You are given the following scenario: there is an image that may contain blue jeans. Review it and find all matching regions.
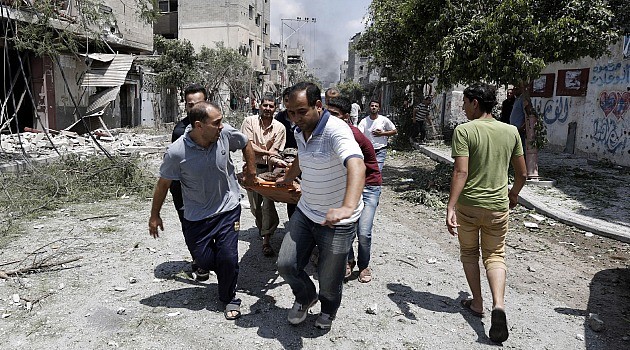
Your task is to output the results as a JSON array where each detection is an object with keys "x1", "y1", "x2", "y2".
[
  {"x1": 277, "y1": 209, "x2": 355, "y2": 316},
  {"x1": 375, "y1": 147, "x2": 387, "y2": 172},
  {"x1": 348, "y1": 185, "x2": 381, "y2": 270}
]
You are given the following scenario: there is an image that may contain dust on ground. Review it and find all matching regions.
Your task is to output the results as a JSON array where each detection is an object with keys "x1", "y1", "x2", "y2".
[{"x1": 0, "y1": 142, "x2": 628, "y2": 349}]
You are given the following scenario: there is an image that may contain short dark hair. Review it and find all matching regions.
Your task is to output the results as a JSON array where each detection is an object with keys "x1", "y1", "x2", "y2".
[
  {"x1": 288, "y1": 82, "x2": 321, "y2": 107},
  {"x1": 326, "y1": 97, "x2": 351, "y2": 115},
  {"x1": 187, "y1": 101, "x2": 220, "y2": 124},
  {"x1": 261, "y1": 93, "x2": 276, "y2": 105},
  {"x1": 282, "y1": 87, "x2": 291, "y2": 98},
  {"x1": 184, "y1": 83, "x2": 208, "y2": 100},
  {"x1": 325, "y1": 87, "x2": 341, "y2": 99},
  {"x1": 463, "y1": 82, "x2": 497, "y2": 114},
  {"x1": 369, "y1": 99, "x2": 381, "y2": 106}
]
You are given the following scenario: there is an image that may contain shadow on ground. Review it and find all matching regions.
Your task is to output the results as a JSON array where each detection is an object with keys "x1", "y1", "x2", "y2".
[
  {"x1": 555, "y1": 267, "x2": 630, "y2": 350},
  {"x1": 387, "y1": 283, "x2": 498, "y2": 345}
]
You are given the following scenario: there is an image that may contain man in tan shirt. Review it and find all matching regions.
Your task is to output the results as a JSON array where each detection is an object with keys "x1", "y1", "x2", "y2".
[{"x1": 240, "y1": 94, "x2": 287, "y2": 256}]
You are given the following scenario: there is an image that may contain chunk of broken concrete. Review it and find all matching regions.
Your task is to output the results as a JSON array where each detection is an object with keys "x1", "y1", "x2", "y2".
[{"x1": 588, "y1": 313, "x2": 605, "y2": 332}]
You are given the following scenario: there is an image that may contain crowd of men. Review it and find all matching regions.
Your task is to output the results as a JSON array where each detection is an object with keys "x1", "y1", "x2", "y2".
[{"x1": 147, "y1": 81, "x2": 525, "y2": 343}]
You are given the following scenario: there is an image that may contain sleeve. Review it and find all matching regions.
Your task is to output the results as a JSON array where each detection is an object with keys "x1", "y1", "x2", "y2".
[
  {"x1": 331, "y1": 126, "x2": 363, "y2": 165},
  {"x1": 357, "y1": 119, "x2": 366, "y2": 133},
  {"x1": 383, "y1": 117, "x2": 396, "y2": 131},
  {"x1": 240, "y1": 116, "x2": 254, "y2": 139},
  {"x1": 158, "y1": 148, "x2": 181, "y2": 180},
  {"x1": 451, "y1": 126, "x2": 470, "y2": 158},
  {"x1": 512, "y1": 128, "x2": 524, "y2": 157},
  {"x1": 224, "y1": 124, "x2": 249, "y2": 151},
  {"x1": 272, "y1": 124, "x2": 287, "y2": 152}
]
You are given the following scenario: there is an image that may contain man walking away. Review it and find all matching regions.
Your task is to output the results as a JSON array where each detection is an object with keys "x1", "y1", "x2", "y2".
[{"x1": 446, "y1": 83, "x2": 526, "y2": 344}]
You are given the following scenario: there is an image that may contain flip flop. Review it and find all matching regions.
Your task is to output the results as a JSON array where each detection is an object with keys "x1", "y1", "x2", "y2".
[
  {"x1": 224, "y1": 300, "x2": 241, "y2": 320},
  {"x1": 460, "y1": 299, "x2": 484, "y2": 318},
  {"x1": 489, "y1": 308, "x2": 509, "y2": 343}
]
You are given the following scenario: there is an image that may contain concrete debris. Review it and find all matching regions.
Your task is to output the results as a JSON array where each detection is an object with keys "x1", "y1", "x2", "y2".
[
  {"x1": 114, "y1": 287, "x2": 127, "y2": 292},
  {"x1": 528, "y1": 213, "x2": 545, "y2": 222},
  {"x1": 166, "y1": 311, "x2": 181, "y2": 317},
  {"x1": 12, "y1": 293, "x2": 20, "y2": 303},
  {"x1": 0, "y1": 129, "x2": 169, "y2": 166},
  {"x1": 2, "y1": 313, "x2": 10, "y2": 318},
  {"x1": 524, "y1": 222, "x2": 539, "y2": 229},
  {"x1": 588, "y1": 313, "x2": 605, "y2": 332},
  {"x1": 426, "y1": 258, "x2": 437, "y2": 264},
  {"x1": 576, "y1": 334, "x2": 585, "y2": 341},
  {"x1": 129, "y1": 277, "x2": 137, "y2": 284},
  {"x1": 366, "y1": 304, "x2": 378, "y2": 315},
  {"x1": 116, "y1": 307, "x2": 126, "y2": 315},
  {"x1": 585, "y1": 232, "x2": 594, "y2": 238},
  {"x1": 527, "y1": 266, "x2": 536, "y2": 272}
]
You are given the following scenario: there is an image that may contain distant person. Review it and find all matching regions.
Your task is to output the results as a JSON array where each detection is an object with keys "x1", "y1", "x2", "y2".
[
  {"x1": 350, "y1": 100, "x2": 361, "y2": 126},
  {"x1": 357, "y1": 99, "x2": 397, "y2": 172},
  {"x1": 411, "y1": 95, "x2": 431, "y2": 143},
  {"x1": 241, "y1": 94, "x2": 286, "y2": 257},
  {"x1": 326, "y1": 96, "x2": 382, "y2": 283},
  {"x1": 170, "y1": 83, "x2": 207, "y2": 279},
  {"x1": 251, "y1": 97, "x2": 259, "y2": 115},
  {"x1": 500, "y1": 89, "x2": 515, "y2": 124},
  {"x1": 149, "y1": 102, "x2": 258, "y2": 321},
  {"x1": 276, "y1": 82, "x2": 365, "y2": 329},
  {"x1": 446, "y1": 82, "x2": 526, "y2": 344},
  {"x1": 509, "y1": 85, "x2": 527, "y2": 153}
]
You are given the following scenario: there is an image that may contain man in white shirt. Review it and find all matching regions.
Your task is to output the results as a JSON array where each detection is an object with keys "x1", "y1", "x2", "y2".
[
  {"x1": 357, "y1": 99, "x2": 397, "y2": 171},
  {"x1": 276, "y1": 82, "x2": 365, "y2": 330}
]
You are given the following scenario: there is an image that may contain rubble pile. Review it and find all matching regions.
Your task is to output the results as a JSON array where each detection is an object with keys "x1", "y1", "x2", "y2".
[
  {"x1": 0, "y1": 129, "x2": 169, "y2": 164},
  {"x1": 258, "y1": 148, "x2": 298, "y2": 181}
]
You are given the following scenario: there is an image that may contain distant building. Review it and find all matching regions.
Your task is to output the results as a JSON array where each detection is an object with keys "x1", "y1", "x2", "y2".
[
  {"x1": 155, "y1": 0, "x2": 270, "y2": 78},
  {"x1": 345, "y1": 32, "x2": 379, "y2": 85}
]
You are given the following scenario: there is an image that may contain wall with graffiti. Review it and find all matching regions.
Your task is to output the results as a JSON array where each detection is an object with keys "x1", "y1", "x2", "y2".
[{"x1": 534, "y1": 37, "x2": 629, "y2": 166}]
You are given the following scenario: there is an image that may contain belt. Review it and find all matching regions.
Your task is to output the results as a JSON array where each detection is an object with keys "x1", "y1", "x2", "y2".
[{"x1": 256, "y1": 164, "x2": 268, "y2": 169}]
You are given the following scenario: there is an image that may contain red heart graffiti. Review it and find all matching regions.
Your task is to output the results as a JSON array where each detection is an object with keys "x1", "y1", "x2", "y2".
[
  {"x1": 611, "y1": 91, "x2": 629, "y2": 120},
  {"x1": 599, "y1": 91, "x2": 617, "y2": 117}
]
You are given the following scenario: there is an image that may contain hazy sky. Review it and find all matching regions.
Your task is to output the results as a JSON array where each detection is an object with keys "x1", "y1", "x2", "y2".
[{"x1": 270, "y1": 0, "x2": 372, "y2": 86}]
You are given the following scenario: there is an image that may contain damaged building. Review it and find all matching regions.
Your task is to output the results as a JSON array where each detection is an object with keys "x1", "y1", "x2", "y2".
[{"x1": 0, "y1": 0, "x2": 154, "y2": 137}]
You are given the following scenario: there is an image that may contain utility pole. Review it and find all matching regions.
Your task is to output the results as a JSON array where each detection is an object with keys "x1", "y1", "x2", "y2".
[{"x1": 280, "y1": 17, "x2": 316, "y2": 91}]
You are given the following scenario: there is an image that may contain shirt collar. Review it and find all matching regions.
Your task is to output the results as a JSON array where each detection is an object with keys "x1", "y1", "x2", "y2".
[{"x1": 294, "y1": 109, "x2": 330, "y2": 136}]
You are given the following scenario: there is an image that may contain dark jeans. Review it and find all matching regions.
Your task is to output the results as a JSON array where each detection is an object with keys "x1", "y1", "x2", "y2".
[
  {"x1": 277, "y1": 208, "x2": 355, "y2": 316},
  {"x1": 182, "y1": 206, "x2": 241, "y2": 304},
  {"x1": 411, "y1": 121, "x2": 426, "y2": 141}
]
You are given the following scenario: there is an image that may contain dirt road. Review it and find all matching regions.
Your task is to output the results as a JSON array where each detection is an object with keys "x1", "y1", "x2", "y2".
[{"x1": 0, "y1": 148, "x2": 628, "y2": 349}]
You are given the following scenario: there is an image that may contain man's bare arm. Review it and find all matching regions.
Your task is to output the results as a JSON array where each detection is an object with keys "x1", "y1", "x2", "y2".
[{"x1": 149, "y1": 177, "x2": 172, "y2": 238}]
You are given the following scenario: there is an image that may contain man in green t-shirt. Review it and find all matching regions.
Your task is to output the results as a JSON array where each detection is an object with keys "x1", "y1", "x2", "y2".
[{"x1": 446, "y1": 82, "x2": 527, "y2": 344}]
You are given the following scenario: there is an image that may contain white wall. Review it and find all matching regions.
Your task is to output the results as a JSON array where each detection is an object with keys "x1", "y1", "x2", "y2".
[{"x1": 533, "y1": 38, "x2": 629, "y2": 166}]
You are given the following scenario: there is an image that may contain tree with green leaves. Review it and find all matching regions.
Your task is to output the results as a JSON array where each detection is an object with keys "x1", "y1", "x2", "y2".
[
  {"x1": 148, "y1": 35, "x2": 197, "y2": 92},
  {"x1": 359, "y1": 0, "x2": 623, "y2": 89},
  {"x1": 196, "y1": 42, "x2": 255, "y2": 102},
  {"x1": 358, "y1": 0, "x2": 625, "y2": 175}
]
